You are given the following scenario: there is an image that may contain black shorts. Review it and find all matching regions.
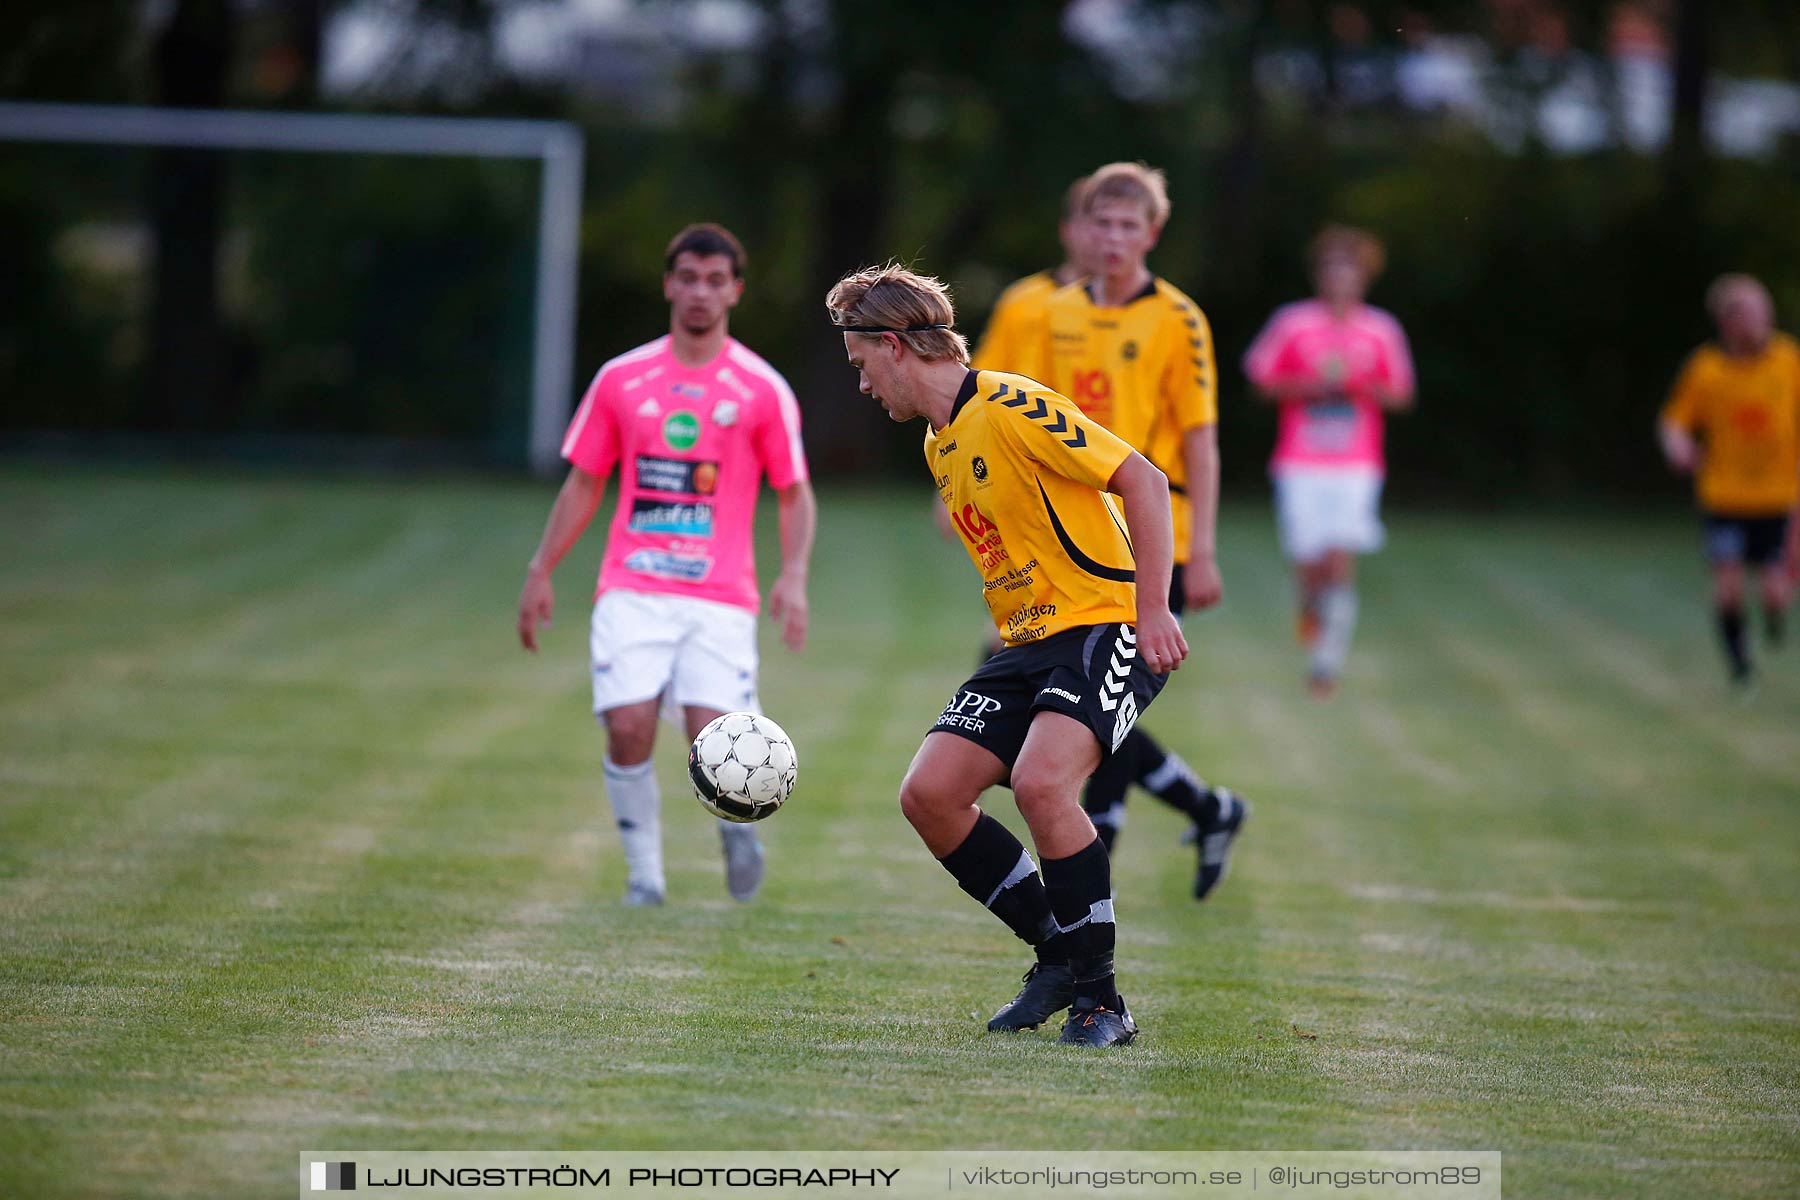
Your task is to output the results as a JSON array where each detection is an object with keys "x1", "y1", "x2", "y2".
[
  {"x1": 931, "y1": 622, "x2": 1168, "y2": 778},
  {"x1": 1702, "y1": 512, "x2": 1789, "y2": 567}
]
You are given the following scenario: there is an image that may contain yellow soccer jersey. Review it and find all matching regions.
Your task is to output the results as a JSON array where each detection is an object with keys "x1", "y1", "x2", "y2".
[
  {"x1": 971, "y1": 270, "x2": 1061, "y2": 376},
  {"x1": 924, "y1": 369, "x2": 1139, "y2": 646},
  {"x1": 1036, "y1": 277, "x2": 1217, "y2": 560},
  {"x1": 1661, "y1": 333, "x2": 1800, "y2": 515}
]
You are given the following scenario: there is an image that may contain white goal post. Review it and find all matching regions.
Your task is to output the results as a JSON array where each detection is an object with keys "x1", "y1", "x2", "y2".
[{"x1": 0, "y1": 101, "x2": 584, "y2": 475}]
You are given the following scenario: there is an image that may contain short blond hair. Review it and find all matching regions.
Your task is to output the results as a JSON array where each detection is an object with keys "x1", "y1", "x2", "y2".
[
  {"x1": 825, "y1": 263, "x2": 970, "y2": 364},
  {"x1": 1310, "y1": 225, "x2": 1386, "y2": 279},
  {"x1": 1706, "y1": 272, "x2": 1771, "y2": 318},
  {"x1": 1082, "y1": 161, "x2": 1171, "y2": 228}
]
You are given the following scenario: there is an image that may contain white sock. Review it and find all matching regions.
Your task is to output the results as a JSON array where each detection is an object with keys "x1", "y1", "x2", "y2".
[
  {"x1": 603, "y1": 757, "x2": 663, "y2": 891},
  {"x1": 1142, "y1": 751, "x2": 1202, "y2": 795},
  {"x1": 1310, "y1": 584, "x2": 1359, "y2": 680}
]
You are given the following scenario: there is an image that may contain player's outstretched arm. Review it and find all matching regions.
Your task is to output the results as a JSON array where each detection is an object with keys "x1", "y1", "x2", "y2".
[
  {"x1": 1108, "y1": 452, "x2": 1188, "y2": 675},
  {"x1": 1183, "y1": 424, "x2": 1224, "y2": 611},
  {"x1": 518, "y1": 466, "x2": 604, "y2": 652},
  {"x1": 1657, "y1": 420, "x2": 1698, "y2": 474},
  {"x1": 768, "y1": 479, "x2": 817, "y2": 653}
]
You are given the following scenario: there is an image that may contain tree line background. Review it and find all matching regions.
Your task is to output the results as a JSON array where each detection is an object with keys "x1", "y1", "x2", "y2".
[{"x1": 4, "y1": 0, "x2": 1800, "y2": 500}]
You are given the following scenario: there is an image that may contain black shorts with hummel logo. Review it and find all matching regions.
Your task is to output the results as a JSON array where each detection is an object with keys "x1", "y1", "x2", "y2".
[{"x1": 931, "y1": 622, "x2": 1168, "y2": 779}]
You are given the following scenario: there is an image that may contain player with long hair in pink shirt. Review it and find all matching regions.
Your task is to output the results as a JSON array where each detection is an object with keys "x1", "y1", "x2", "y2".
[{"x1": 1244, "y1": 227, "x2": 1415, "y2": 699}]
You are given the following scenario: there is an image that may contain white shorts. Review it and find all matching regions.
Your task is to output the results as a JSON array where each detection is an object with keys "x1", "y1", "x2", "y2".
[
  {"x1": 1272, "y1": 466, "x2": 1386, "y2": 562},
  {"x1": 589, "y1": 589, "x2": 760, "y2": 719}
]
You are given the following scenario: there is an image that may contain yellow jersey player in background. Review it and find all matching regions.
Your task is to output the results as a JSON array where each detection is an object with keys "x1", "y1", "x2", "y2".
[
  {"x1": 943, "y1": 175, "x2": 1098, "y2": 649},
  {"x1": 1658, "y1": 273, "x2": 1800, "y2": 689},
  {"x1": 1018, "y1": 161, "x2": 1247, "y2": 901},
  {"x1": 970, "y1": 175, "x2": 1097, "y2": 374},
  {"x1": 827, "y1": 262, "x2": 1186, "y2": 1047}
]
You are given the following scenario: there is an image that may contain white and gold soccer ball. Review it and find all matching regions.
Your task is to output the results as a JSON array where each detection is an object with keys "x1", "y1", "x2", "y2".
[{"x1": 687, "y1": 712, "x2": 797, "y2": 823}]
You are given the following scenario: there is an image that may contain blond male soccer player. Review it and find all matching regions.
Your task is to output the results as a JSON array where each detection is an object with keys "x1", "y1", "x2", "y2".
[
  {"x1": 827, "y1": 262, "x2": 1184, "y2": 1047},
  {"x1": 1658, "y1": 273, "x2": 1800, "y2": 687},
  {"x1": 1244, "y1": 226, "x2": 1414, "y2": 699},
  {"x1": 1021, "y1": 161, "x2": 1247, "y2": 901},
  {"x1": 519, "y1": 224, "x2": 817, "y2": 906}
]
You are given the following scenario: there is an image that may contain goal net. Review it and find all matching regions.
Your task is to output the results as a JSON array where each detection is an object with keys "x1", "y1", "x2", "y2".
[{"x1": 0, "y1": 103, "x2": 582, "y2": 473}]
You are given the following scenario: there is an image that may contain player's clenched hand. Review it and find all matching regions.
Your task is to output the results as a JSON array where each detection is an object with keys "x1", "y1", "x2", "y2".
[
  {"x1": 1185, "y1": 554, "x2": 1223, "y2": 611},
  {"x1": 1135, "y1": 605, "x2": 1188, "y2": 675},
  {"x1": 768, "y1": 572, "x2": 808, "y2": 653},
  {"x1": 518, "y1": 568, "x2": 554, "y2": 652}
]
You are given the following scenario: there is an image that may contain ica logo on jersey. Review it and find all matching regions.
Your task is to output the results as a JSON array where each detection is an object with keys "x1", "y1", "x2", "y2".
[
  {"x1": 1070, "y1": 369, "x2": 1113, "y2": 418},
  {"x1": 949, "y1": 502, "x2": 1009, "y2": 572}
]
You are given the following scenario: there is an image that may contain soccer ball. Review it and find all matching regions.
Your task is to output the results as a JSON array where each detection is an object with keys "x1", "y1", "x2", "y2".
[{"x1": 687, "y1": 712, "x2": 798, "y2": 823}]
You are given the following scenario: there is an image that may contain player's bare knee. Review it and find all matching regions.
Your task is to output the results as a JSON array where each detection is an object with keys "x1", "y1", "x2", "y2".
[
  {"x1": 897, "y1": 769, "x2": 926, "y2": 824},
  {"x1": 602, "y1": 709, "x2": 658, "y2": 766},
  {"x1": 1010, "y1": 765, "x2": 1072, "y2": 823},
  {"x1": 898, "y1": 770, "x2": 944, "y2": 830}
]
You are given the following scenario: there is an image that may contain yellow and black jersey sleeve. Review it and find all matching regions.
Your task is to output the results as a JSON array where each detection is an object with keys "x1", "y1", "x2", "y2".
[
  {"x1": 980, "y1": 372, "x2": 1135, "y2": 493},
  {"x1": 1159, "y1": 283, "x2": 1218, "y2": 430}
]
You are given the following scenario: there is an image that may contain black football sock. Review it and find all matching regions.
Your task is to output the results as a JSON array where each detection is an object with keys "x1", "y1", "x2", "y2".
[
  {"x1": 1081, "y1": 736, "x2": 1135, "y2": 853},
  {"x1": 1717, "y1": 605, "x2": 1750, "y2": 678},
  {"x1": 938, "y1": 813, "x2": 1064, "y2": 962},
  {"x1": 1042, "y1": 838, "x2": 1118, "y2": 1010},
  {"x1": 1133, "y1": 738, "x2": 1217, "y2": 824},
  {"x1": 1765, "y1": 604, "x2": 1786, "y2": 648}
]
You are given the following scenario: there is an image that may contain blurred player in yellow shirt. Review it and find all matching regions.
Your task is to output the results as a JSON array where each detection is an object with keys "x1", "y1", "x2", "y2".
[
  {"x1": 945, "y1": 176, "x2": 1101, "y2": 640},
  {"x1": 971, "y1": 175, "x2": 1097, "y2": 374},
  {"x1": 1026, "y1": 162, "x2": 1247, "y2": 902},
  {"x1": 1659, "y1": 273, "x2": 1800, "y2": 687}
]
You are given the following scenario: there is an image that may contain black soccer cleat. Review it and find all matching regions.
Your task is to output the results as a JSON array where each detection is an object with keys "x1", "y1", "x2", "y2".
[
  {"x1": 1059, "y1": 996, "x2": 1138, "y2": 1047},
  {"x1": 1194, "y1": 788, "x2": 1248, "y2": 901},
  {"x1": 986, "y1": 962, "x2": 1075, "y2": 1032}
]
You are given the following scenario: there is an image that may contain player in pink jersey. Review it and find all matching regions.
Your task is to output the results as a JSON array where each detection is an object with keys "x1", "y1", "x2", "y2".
[
  {"x1": 1244, "y1": 226, "x2": 1414, "y2": 699},
  {"x1": 517, "y1": 224, "x2": 816, "y2": 906}
]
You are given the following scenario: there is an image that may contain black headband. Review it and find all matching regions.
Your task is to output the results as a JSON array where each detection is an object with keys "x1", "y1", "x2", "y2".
[{"x1": 837, "y1": 322, "x2": 953, "y2": 334}]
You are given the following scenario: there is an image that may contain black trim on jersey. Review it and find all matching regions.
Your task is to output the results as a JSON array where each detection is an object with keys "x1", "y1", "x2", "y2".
[
  {"x1": 1085, "y1": 276, "x2": 1161, "y2": 306},
  {"x1": 1037, "y1": 478, "x2": 1136, "y2": 583},
  {"x1": 1169, "y1": 482, "x2": 1187, "y2": 496},
  {"x1": 1103, "y1": 489, "x2": 1133, "y2": 552},
  {"x1": 951, "y1": 369, "x2": 981, "y2": 423}
]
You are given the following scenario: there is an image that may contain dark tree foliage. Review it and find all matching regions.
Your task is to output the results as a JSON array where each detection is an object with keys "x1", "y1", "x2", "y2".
[{"x1": 3, "y1": 0, "x2": 1799, "y2": 497}]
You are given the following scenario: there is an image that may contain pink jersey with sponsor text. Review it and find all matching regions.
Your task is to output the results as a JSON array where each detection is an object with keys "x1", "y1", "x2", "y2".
[
  {"x1": 1243, "y1": 299, "x2": 1414, "y2": 472},
  {"x1": 560, "y1": 335, "x2": 808, "y2": 613}
]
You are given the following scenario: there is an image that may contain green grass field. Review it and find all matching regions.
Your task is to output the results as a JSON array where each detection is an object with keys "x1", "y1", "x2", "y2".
[{"x1": 2, "y1": 464, "x2": 1797, "y2": 1198}]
